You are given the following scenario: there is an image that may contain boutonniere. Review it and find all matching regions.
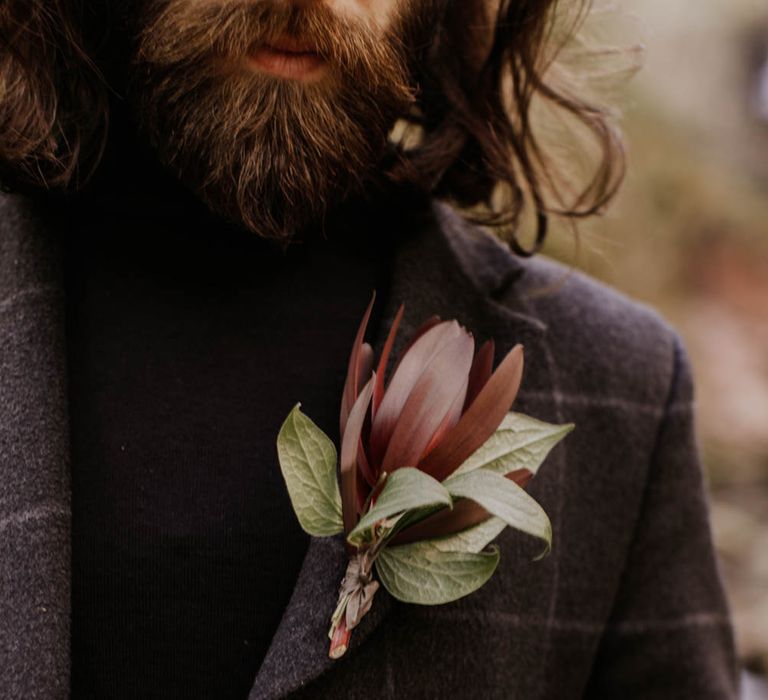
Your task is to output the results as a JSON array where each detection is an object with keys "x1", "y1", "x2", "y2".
[{"x1": 276, "y1": 293, "x2": 573, "y2": 659}]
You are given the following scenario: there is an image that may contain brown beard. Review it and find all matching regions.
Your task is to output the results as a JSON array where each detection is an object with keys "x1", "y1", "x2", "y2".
[{"x1": 130, "y1": 0, "x2": 419, "y2": 242}]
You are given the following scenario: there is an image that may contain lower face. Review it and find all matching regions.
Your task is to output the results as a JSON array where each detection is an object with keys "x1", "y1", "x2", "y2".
[{"x1": 129, "y1": 0, "x2": 430, "y2": 241}]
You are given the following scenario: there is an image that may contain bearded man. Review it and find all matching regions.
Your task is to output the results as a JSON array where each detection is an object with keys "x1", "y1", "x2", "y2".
[{"x1": 0, "y1": 1, "x2": 738, "y2": 698}]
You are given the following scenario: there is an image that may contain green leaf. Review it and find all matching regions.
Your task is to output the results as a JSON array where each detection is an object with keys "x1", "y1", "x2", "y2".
[
  {"x1": 376, "y1": 543, "x2": 500, "y2": 605},
  {"x1": 276, "y1": 403, "x2": 343, "y2": 537},
  {"x1": 453, "y1": 412, "x2": 574, "y2": 478},
  {"x1": 443, "y1": 470, "x2": 552, "y2": 559},
  {"x1": 348, "y1": 468, "x2": 452, "y2": 546},
  {"x1": 423, "y1": 516, "x2": 508, "y2": 554}
]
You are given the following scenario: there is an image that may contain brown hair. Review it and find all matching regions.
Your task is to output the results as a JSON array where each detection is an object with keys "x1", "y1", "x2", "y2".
[
  {"x1": 0, "y1": 0, "x2": 624, "y2": 254},
  {"x1": 0, "y1": 1, "x2": 109, "y2": 192}
]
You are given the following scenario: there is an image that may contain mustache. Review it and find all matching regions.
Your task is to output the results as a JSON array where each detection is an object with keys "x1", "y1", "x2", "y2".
[{"x1": 136, "y1": 0, "x2": 408, "y2": 83}]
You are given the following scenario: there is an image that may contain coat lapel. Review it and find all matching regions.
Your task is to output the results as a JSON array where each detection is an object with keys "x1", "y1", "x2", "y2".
[
  {"x1": 0, "y1": 195, "x2": 72, "y2": 698},
  {"x1": 248, "y1": 200, "x2": 550, "y2": 699}
]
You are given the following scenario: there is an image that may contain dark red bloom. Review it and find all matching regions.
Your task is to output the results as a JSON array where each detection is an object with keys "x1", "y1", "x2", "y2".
[{"x1": 339, "y1": 294, "x2": 525, "y2": 537}]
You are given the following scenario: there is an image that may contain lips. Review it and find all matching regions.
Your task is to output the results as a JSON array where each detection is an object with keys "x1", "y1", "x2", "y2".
[{"x1": 246, "y1": 34, "x2": 327, "y2": 81}]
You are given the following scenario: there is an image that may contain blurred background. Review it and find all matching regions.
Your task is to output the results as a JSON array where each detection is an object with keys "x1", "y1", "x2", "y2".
[{"x1": 546, "y1": 0, "x2": 768, "y2": 687}]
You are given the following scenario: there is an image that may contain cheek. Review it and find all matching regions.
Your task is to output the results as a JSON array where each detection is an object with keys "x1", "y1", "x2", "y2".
[{"x1": 326, "y1": 0, "x2": 405, "y2": 28}]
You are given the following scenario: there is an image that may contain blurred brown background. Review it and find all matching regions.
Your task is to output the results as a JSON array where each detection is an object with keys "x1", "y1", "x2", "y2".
[{"x1": 545, "y1": 0, "x2": 768, "y2": 679}]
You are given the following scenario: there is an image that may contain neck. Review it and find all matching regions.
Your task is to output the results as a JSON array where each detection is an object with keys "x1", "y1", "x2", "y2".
[{"x1": 69, "y1": 101, "x2": 430, "y2": 255}]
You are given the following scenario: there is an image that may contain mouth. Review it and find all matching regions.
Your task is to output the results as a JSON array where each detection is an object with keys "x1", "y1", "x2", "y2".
[{"x1": 246, "y1": 35, "x2": 328, "y2": 81}]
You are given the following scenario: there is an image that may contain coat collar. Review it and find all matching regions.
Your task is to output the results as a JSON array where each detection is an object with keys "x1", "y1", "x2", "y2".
[{"x1": 0, "y1": 193, "x2": 548, "y2": 699}]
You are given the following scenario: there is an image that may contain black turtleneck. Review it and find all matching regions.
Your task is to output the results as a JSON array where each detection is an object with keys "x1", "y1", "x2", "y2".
[{"x1": 64, "y1": 112, "x2": 411, "y2": 698}]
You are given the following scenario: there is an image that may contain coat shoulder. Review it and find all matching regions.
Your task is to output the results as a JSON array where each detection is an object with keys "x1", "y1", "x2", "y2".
[
  {"x1": 516, "y1": 253, "x2": 682, "y2": 405},
  {"x1": 0, "y1": 191, "x2": 64, "y2": 302},
  {"x1": 433, "y1": 203, "x2": 683, "y2": 407}
]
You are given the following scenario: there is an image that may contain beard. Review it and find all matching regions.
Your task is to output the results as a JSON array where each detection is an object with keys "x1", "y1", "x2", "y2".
[{"x1": 128, "y1": 0, "x2": 424, "y2": 242}]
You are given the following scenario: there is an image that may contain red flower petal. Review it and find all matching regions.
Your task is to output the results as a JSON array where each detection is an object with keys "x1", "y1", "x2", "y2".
[
  {"x1": 356, "y1": 343, "x2": 374, "y2": 400},
  {"x1": 340, "y1": 374, "x2": 375, "y2": 535},
  {"x1": 355, "y1": 466, "x2": 370, "y2": 514},
  {"x1": 384, "y1": 314, "x2": 442, "y2": 385},
  {"x1": 463, "y1": 339, "x2": 495, "y2": 411},
  {"x1": 390, "y1": 498, "x2": 487, "y2": 545},
  {"x1": 418, "y1": 380, "x2": 467, "y2": 462},
  {"x1": 357, "y1": 438, "x2": 376, "y2": 489},
  {"x1": 508, "y1": 469, "x2": 532, "y2": 489},
  {"x1": 341, "y1": 343, "x2": 373, "y2": 443},
  {"x1": 418, "y1": 344, "x2": 525, "y2": 482},
  {"x1": 373, "y1": 304, "x2": 405, "y2": 415},
  {"x1": 340, "y1": 293, "x2": 375, "y2": 437},
  {"x1": 369, "y1": 321, "x2": 463, "y2": 469},
  {"x1": 381, "y1": 331, "x2": 474, "y2": 474},
  {"x1": 398, "y1": 315, "x2": 442, "y2": 358}
]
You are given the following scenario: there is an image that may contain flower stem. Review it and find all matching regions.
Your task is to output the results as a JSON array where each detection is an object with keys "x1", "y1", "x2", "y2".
[
  {"x1": 329, "y1": 616, "x2": 352, "y2": 660},
  {"x1": 327, "y1": 548, "x2": 381, "y2": 659}
]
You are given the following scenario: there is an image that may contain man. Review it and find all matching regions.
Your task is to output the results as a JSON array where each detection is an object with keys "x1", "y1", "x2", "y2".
[{"x1": 0, "y1": 1, "x2": 738, "y2": 698}]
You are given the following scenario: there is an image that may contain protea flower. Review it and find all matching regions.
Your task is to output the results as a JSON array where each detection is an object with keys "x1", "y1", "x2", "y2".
[
  {"x1": 338, "y1": 292, "x2": 525, "y2": 541},
  {"x1": 277, "y1": 291, "x2": 563, "y2": 660}
]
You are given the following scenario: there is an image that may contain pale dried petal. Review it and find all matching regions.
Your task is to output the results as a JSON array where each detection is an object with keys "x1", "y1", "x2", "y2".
[
  {"x1": 370, "y1": 320, "x2": 462, "y2": 469},
  {"x1": 381, "y1": 331, "x2": 474, "y2": 473}
]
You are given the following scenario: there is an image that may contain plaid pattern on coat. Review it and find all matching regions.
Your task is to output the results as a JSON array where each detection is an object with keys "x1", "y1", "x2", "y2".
[{"x1": 0, "y1": 192, "x2": 738, "y2": 699}]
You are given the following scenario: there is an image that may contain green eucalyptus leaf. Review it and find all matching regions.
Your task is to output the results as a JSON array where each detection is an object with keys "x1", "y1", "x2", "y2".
[
  {"x1": 276, "y1": 403, "x2": 343, "y2": 537},
  {"x1": 380, "y1": 503, "x2": 447, "y2": 542},
  {"x1": 348, "y1": 468, "x2": 452, "y2": 546},
  {"x1": 376, "y1": 543, "x2": 500, "y2": 605},
  {"x1": 443, "y1": 470, "x2": 552, "y2": 559},
  {"x1": 453, "y1": 412, "x2": 574, "y2": 478},
  {"x1": 422, "y1": 516, "x2": 508, "y2": 554}
]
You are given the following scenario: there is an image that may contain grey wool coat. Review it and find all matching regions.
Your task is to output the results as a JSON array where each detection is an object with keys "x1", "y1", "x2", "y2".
[{"x1": 0, "y1": 191, "x2": 738, "y2": 699}]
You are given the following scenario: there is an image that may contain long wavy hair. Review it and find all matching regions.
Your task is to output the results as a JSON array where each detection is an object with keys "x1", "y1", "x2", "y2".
[{"x1": 0, "y1": 0, "x2": 625, "y2": 254}]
